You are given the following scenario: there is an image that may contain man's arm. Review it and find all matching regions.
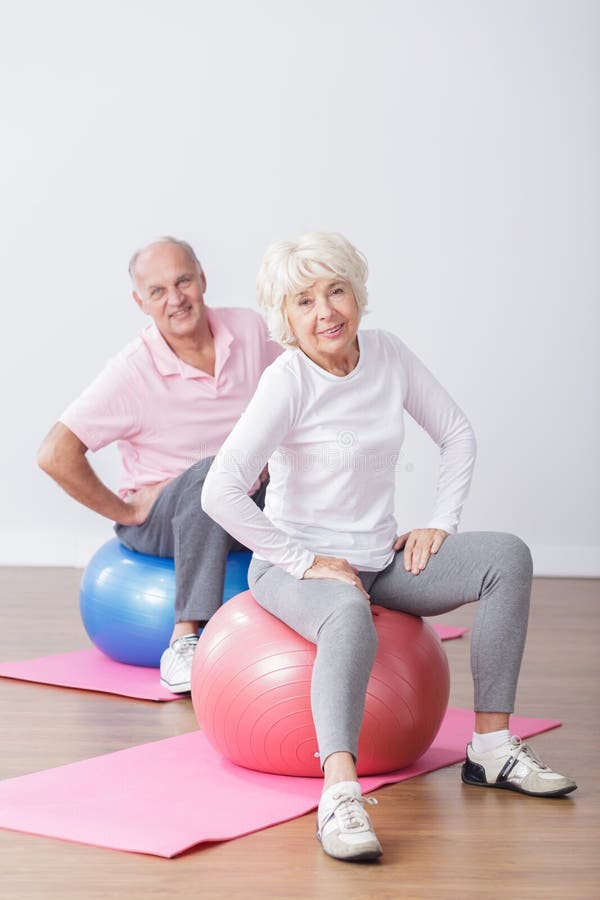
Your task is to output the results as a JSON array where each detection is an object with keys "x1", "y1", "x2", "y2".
[{"x1": 37, "y1": 423, "x2": 164, "y2": 526}]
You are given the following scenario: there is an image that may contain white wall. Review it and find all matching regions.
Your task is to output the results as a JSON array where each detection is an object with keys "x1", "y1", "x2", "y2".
[{"x1": 1, "y1": 0, "x2": 598, "y2": 575}]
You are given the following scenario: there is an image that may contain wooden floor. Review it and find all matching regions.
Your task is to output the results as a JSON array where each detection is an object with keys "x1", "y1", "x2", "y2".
[{"x1": 0, "y1": 569, "x2": 598, "y2": 900}]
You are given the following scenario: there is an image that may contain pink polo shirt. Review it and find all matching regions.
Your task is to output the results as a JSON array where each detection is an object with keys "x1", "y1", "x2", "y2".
[{"x1": 60, "y1": 307, "x2": 281, "y2": 496}]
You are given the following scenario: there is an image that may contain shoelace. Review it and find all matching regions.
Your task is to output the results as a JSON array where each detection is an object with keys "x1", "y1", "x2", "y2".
[
  {"x1": 509, "y1": 737, "x2": 548, "y2": 771},
  {"x1": 329, "y1": 794, "x2": 378, "y2": 833},
  {"x1": 172, "y1": 635, "x2": 199, "y2": 659}
]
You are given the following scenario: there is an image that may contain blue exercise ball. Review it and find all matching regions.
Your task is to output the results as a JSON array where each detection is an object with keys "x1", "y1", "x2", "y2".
[{"x1": 80, "y1": 538, "x2": 252, "y2": 667}]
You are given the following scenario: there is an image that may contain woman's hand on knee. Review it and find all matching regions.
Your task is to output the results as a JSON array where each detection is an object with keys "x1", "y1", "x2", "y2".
[
  {"x1": 394, "y1": 529, "x2": 448, "y2": 575},
  {"x1": 302, "y1": 555, "x2": 370, "y2": 600}
]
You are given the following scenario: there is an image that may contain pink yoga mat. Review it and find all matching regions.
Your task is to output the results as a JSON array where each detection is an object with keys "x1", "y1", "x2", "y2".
[
  {"x1": 0, "y1": 708, "x2": 559, "y2": 857},
  {"x1": 433, "y1": 623, "x2": 468, "y2": 640},
  {"x1": 0, "y1": 648, "x2": 182, "y2": 702},
  {"x1": 0, "y1": 624, "x2": 466, "y2": 702}
]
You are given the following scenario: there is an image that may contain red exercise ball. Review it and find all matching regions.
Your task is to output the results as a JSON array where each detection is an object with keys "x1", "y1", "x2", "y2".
[{"x1": 191, "y1": 590, "x2": 450, "y2": 777}]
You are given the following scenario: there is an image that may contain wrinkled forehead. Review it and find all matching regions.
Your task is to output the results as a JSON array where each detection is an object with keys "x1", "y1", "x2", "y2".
[{"x1": 134, "y1": 242, "x2": 198, "y2": 284}]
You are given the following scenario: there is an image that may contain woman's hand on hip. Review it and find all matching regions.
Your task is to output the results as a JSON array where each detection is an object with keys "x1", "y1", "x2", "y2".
[
  {"x1": 394, "y1": 529, "x2": 448, "y2": 575},
  {"x1": 302, "y1": 555, "x2": 370, "y2": 600}
]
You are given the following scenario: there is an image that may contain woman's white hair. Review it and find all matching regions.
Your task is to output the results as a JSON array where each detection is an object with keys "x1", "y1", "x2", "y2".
[{"x1": 256, "y1": 232, "x2": 369, "y2": 346}]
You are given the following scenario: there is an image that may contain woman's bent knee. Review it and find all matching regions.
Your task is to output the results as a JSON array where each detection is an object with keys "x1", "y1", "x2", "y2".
[
  {"x1": 495, "y1": 533, "x2": 533, "y2": 580},
  {"x1": 319, "y1": 591, "x2": 377, "y2": 650}
]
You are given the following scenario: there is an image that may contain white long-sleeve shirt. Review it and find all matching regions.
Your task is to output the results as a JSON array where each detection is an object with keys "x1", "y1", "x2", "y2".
[{"x1": 202, "y1": 328, "x2": 476, "y2": 579}]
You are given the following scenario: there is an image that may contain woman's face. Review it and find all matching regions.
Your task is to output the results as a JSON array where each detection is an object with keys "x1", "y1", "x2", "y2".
[{"x1": 284, "y1": 276, "x2": 360, "y2": 372}]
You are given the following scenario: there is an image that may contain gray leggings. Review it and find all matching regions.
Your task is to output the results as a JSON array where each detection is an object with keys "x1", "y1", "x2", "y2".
[
  {"x1": 248, "y1": 532, "x2": 533, "y2": 766},
  {"x1": 115, "y1": 458, "x2": 267, "y2": 624}
]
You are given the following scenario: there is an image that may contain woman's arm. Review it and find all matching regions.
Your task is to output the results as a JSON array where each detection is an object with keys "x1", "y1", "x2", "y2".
[
  {"x1": 201, "y1": 365, "x2": 315, "y2": 579},
  {"x1": 399, "y1": 337, "x2": 477, "y2": 534},
  {"x1": 384, "y1": 337, "x2": 476, "y2": 575},
  {"x1": 203, "y1": 389, "x2": 369, "y2": 596}
]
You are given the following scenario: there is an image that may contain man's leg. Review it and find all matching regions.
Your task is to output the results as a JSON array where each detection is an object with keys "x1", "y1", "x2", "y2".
[
  {"x1": 116, "y1": 459, "x2": 266, "y2": 690},
  {"x1": 116, "y1": 459, "x2": 227, "y2": 637}
]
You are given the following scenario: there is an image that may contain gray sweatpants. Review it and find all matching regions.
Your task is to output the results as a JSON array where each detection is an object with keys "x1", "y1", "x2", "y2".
[
  {"x1": 115, "y1": 458, "x2": 267, "y2": 624},
  {"x1": 248, "y1": 531, "x2": 533, "y2": 766}
]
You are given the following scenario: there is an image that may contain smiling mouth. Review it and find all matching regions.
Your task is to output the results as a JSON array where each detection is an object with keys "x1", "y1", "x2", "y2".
[
  {"x1": 319, "y1": 323, "x2": 344, "y2": 337},
  {"x1": 170, "y1": 306, "x2": 192, "y2": 319}
]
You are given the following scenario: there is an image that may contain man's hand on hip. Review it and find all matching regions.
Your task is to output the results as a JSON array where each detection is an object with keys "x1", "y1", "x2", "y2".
[{"x1": 123, "y1": 480, "x2": 172, "y2": 526}]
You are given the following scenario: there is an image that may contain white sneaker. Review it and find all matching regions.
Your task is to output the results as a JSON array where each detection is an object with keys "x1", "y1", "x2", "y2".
[
  {"x1": 317, "y1": 781, "x2": 383, "y2": 861},
  {"x1": 159, "y1": 634, "x2": 199, "y2": 692},
  {"x1": 462, "y1": 736, "x2": 577, "y2": 797}
]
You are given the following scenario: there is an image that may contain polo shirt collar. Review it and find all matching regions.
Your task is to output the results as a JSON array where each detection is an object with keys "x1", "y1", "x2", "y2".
[
  {"x1": 207, "y1": 307, "x2": 234, "y2": 379},
  {"x1": 141, "y1": 308, "x2": 234, "y2": 380}
]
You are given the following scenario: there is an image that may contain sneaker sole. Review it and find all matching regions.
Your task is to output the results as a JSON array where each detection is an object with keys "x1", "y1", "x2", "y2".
[
  {"x1": 317, "y1": 835, "x2": 383, "y2": 862},
  {"x1": 324, "y1": 848, "x2": 383, "y2": 862},
  {"x1": 461, "y1": 764, "x2": 577, "y2": 798},
  {"x1": 160, "y1": 679, "x2": 191, "y2": 693},
  {"x1": 319, "y1": 843, "x2": 383, "y2": 862}
]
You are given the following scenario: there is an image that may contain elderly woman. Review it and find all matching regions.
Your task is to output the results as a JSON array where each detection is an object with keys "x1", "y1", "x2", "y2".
[{"x1": 201, "y1": 233, "x2": 576, "y2": 862}]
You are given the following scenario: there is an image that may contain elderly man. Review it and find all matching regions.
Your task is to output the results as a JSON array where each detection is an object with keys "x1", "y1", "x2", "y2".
[{"x1": 38, "y1": 237, "x2": 280, "y2": 691}]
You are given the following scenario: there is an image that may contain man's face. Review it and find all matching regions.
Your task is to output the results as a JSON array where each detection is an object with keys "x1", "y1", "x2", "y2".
[{"x1": 132, "y1": 243, "x2": 208, "y2": 342}]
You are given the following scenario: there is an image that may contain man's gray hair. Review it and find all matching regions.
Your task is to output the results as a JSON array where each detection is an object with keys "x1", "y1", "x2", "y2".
[{"x1": 128, "y1": 237, "x2": 203, "y2": 286}]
